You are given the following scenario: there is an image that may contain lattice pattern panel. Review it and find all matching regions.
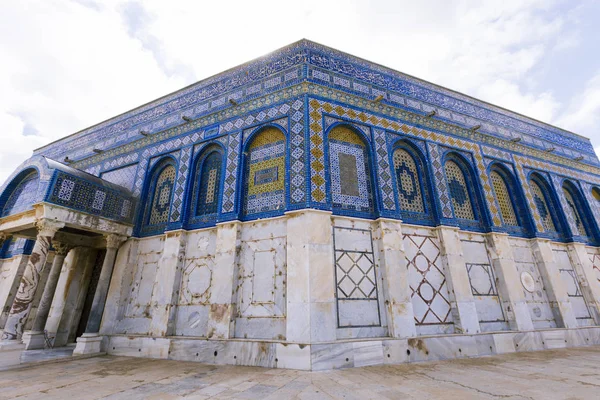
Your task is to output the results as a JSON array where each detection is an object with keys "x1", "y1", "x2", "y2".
[
  {"x1": 445, "y1": 161, "x2": 476, "y2": 220},
  {"x1": 403, "y1": 234, "x2": 453, "y2": 325},
  {"x1": 329, "y1": 126, "x2": 373, "y2": 213},
  {"x1": 2, "y1": 172, "x2": 39, "y2": 217},
  {"x1": 222, "y1": 132, "x2": 241, "y2": 214},
  {"x1": 190, "y1": 150, "x2": 223, "y2": 224},
  {"x1": 244, "y1": 128, "x2": 286, "y2": 215},
  {"x1": 393, "y1": 149, "x2": 425, "y2": 213},
  {"x1": 149, "y1": 165, "x2": 176, "y2": 225},
  {"x1": 334, "y1": 226, "x2": 381, "y2": 328},
  {"x1": 490, "y1": 171, "x2": 518, "y2": 226},
  {"x1": 529, "y1": 180, "x2": 556, "y2": 232},
  {"x1": 47, "y1": 171, "x2": 134, "y2": 223},
  {"x1": 563, "y1": 188, "x2": 586, "y2": 237},
  {"x1": 100, "y1": 164, "x2": 137, "y2": 192}
]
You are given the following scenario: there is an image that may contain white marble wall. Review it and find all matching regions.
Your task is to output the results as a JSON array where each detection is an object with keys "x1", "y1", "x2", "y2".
[
  {"x1": 460, "y1": 233, "x2": 508, "y2": 332},
  {"x1": 0, "y1": 255, "x2": 28, "y2": 330},
  {"x1": 509, "y1": 238, "x2": 557, "y2": 329}
]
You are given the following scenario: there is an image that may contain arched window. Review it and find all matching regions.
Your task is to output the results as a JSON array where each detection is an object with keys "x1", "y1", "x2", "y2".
[
  {"x1": 243, "y1": 127, "x2": 286, "y2": 216},
  {"x1": 188, "y1": 146, "x2": 223, "y2": 225},
  {"x1": 328, "y1": 125, "x2": 374, "y2": 214},
  {"x1": 529, "y1": 176, "x2": 557, "y2": 233},
  {"x1": 1, "y1": 170, "x2": 39, "y2": 217},
  {"x1": 392, "y1": 144, "x2": 435, "y2": 225},
  {"x1": 444, "y1": 159, "x2": 476, "y2": 220},
  {"x1": 140, "y1": 160, "x2": 176, "y2": 235},
  {"x1": 490, "y1": 170, "x2": 518, "y2": 226},
  {"x1": 563, "y1": 182, "x2": 588, "y2": 237}
]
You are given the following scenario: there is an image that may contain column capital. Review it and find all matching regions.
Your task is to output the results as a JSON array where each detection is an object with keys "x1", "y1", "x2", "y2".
[
  {"x1": 105, "y1": 234, "x2": 127, "y2": 249},
  {"x1": 0, "y1": 231, "x2": 9, "y2": 244},
  {"x1": 52, "y1": 240, "x2": 73, "y2": 256},
  {"x1": 35, "y1": 219, "x2": 64, "y2": 238}
]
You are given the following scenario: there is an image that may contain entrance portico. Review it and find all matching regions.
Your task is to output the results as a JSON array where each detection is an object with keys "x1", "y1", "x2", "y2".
[{"x1": 0, "y1": 156, "x2": 134, "y2": 353}]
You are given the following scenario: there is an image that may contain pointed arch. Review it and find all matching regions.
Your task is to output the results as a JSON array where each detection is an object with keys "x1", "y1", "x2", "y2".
[
  {"x1": 139, "y1": 157, "x2": 177, "y2": 236},
  {"x1": 528, "y1": 173, "x2": 562, "y2": 237},
  {"x1": 562, "y1": 180, "x2": 597, "y2": 241},
  {"x1": 391, "y1": 140, "x2": 435, "y2": 224},
  {"x1": 488, "y1": 163, "x2": 532, "y2": 235},
  {"x1": 187, "y1": 143, "x2": 225, "y2": 227},
  {"x1": 243, "y1": 126, "x2": 287, "y2": 217},
  {"x1": 1, "y1": 168, "x2": 40, "y2": 217},
  {"x1": 326, "y1": 124, "x2": 375, "y2": 216}
]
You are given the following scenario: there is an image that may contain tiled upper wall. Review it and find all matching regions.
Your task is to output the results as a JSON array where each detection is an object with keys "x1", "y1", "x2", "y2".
[{"x1": 33, "y1": 40, "x2": 598, "y2": 167}]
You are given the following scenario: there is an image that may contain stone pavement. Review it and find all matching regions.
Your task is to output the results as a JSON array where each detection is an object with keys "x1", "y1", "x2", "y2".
[{"x1": 1, "y1": 347, "x2": 600, "y2": 399}]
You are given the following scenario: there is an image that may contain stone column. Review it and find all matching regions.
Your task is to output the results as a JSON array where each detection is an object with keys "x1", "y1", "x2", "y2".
[
  {"x1": 566, "y1": 242, "x2": 600, "y2": 324},
  {"x1": 73, "y1": 234, "x2": 125, "y2": 355},
  {"x1": 285, "y1": 210, "x2": 337, "y2": 343},
  {"x1": 374, "y1": 218, "x2": 416, "y2": 338},
  {"x1": 530, "y1": 239, "x2": 578, "y2": 328},
  {"x1": 1, "y1": 220, "x2": 63, "y2": 341},
  {"x1": 436, "y1": 226, "x2": 481, "y2": 334},
  {"x1": 486, "y1": 233, "x2": 534, "y2": 331},
  {"x1": 22, "y1": 242, "x2": 73, "y2": 349},
  {"x1": 206, "y1": 221, "x2": 241, "y2": 339},
  {"x1": 149, "y1": 230, "x2": 186, "y2": 337}
]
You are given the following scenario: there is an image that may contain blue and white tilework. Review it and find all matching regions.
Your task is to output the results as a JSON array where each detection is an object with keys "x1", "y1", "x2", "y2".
[
  {"x1": 1, "y1": 171, "x2": 39, "y2": 217},
  {"x1": 170, "y1": 147, "x2": 192, "y2": 223},
  {"x1": 222, "y1": 132, "x2": 241, "y2": 214},
  {"x1": 427, "y1": 142, "x2": 452, "y2": 219},
  {"x1": 100, "y1": 164, "x2": 138, "y2": 192},
  {"x1": 373, "y1": 128, "x2": 395, "y2": 211}
]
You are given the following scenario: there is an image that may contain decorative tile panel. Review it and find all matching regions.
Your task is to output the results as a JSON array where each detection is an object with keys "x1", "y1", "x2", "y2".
[
  {"x1": 393, "y1": 148, "x2": 424, "y2": 213},
  {"x1": 244, "y1": 128, "x2": 286, "y2": 215},
  {"x1": 445, "y1": 161, "x2": 476, "y2": 220},
  {"x1": 221, "y1": 132, "x2": 241, "y2": 214},
  {"x1": 374, "y1": 128, "x2": 395, "y2": 211},
  {"x1": 170, "y1": 147, "x2": 192, "y2": 222},
  {"x1": 100, "y1": 164, "x2": 138, "y2": 192},
  {"x1": 490, "y1": 171, "x2": 518, "y2": 226},
  {"x1": 1, "y1": 171, "x2": 39, "y2": 217},
  {"x1": 149, "y1": 165, "x2": 176, "y2": 226}
]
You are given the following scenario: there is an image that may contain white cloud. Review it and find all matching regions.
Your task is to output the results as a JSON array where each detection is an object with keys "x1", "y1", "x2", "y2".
[
  {"x1": 0, "y1": 0, "x2": 597, "y2": 186},
  {"x1": 556, "y1": 71, "x2": 600, "y2": 141}
]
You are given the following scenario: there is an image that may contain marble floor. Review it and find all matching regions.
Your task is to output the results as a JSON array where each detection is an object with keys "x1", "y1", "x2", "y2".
[{"x1": 1, "y1": 347, "x2": 599, "y2": 399}]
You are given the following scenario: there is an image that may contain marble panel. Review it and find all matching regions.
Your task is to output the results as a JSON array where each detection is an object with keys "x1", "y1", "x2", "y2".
[
  {"x1": 275, "y1": 343, "x2": 311, "y2": 370},
  {"x1": 311, "y1": 342, "x2": 354, "y2": 371}
]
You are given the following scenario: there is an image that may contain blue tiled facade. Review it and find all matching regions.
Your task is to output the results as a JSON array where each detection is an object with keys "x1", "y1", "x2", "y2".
[{"x1": 1, "y1": 40, "x2": 600, "y2": 245}]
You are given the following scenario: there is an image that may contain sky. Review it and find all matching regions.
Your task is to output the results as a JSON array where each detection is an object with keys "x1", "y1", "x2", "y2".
[{"x1": 0, "y1": 0, "x2": 599, "y2": 183}]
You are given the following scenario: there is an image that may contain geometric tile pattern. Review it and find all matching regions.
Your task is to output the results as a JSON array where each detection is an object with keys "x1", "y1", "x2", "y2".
[
  {"x1": 403, "y1": 234, "x2": 453, "y2": 325},
  {"x1": 1, "y1": 171, "x2": 39, "y2": 217},
  {"x1": 100, "y1": 164, "x2": 138, "y2": 192},
  {"x1": 190, "y1": 149, "x2": 222, "y2": 221},
  {"x1": 428, "y1": 142, "x2": 452, "y2": 218},
  {"x1": 221, "y1": 132, "x2": 241, "y2": 214},
  {"x1": 490, "y1": 171, "x2": 518, "y2": 226},
  {"x1": 562, "y1": 186, "x2": 586, "y2": 237},
  {"x1": 244, "y1": 128, "x2": 286, "y2": 215},
  {"x1": 445, "y1": 160, "x2": 476, "y2": 220},
  {"x1": 149, "y1": 165, "x2": 176, "y2": 226},
  {"x1": 308, "y1": 98, "x2": 501, "y2": 225},
  {"x1": 46, "y1": 170, "x2": 135, "y2": 224},
  {"x1": 393, "y1": 148, "x2": 424, "y2": 213},
  {"x1": 329, "y1": 127, "x2": 373, "y2": 213},
  {"x1": 335, "y1": 250, "x2": 377, "y2": 299},
  {"x1": 374, "y1": 128, "x2": 395, "y2": 210},
  {"x1": 529, "y1": 178, "x2": 557, "y2": 232},
  {"x1": 551, "y1": 175, "x2": 582, "y2": 237},
  {"x1": 169, "y1": 147, "x2": 192, "y2": 223}
]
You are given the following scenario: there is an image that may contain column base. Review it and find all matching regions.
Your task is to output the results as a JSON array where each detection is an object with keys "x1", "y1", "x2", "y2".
[
  {"x1": 22, "y1": 331, "x2": 47, "y2": 350},
  {"x1": 73, "y1": 333, "x2": 104, "y2": 355}
]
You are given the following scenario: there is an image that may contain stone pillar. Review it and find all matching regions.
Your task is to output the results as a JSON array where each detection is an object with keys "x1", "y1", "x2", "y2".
[
  {"x1": 73, "y1": 234, "x2": 125, "y2": 355},
  {"x1": 566, "y1": 242, "x2": 600, "y2": 324},
  {"x1": 285, "y1": 210, "x2": 336, "y2": 343},
  {"x1": 149, "y1": 230, "x2": 186, "y2": 336},
  {"x1": 530, "y1": 239, "x2": 578, "y2": 328},
  {"x1": 206, "y1": 221, "x2": 241, "y2": 339},
  {"x1": 436, "y1": 226, "x2": 481, "y2": 334},
  {"x1": 0, "y1": 255, "x2": 28, "y2": 330},
  {"x1": 1, "y1": 220, "x2": 63, "y2": 341},
  {"x1": 374, "y1": 218, "x2": 416, "y2": 338},
  {"x1": 22, "y1": 242, "x2": 73, "y2": 349},
  {"x1": 486, "y1": 233, "x2": 534, "y2": 331},
  {"x1": 100, "y1": 239, "x2": 137, "y2": 335}
]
